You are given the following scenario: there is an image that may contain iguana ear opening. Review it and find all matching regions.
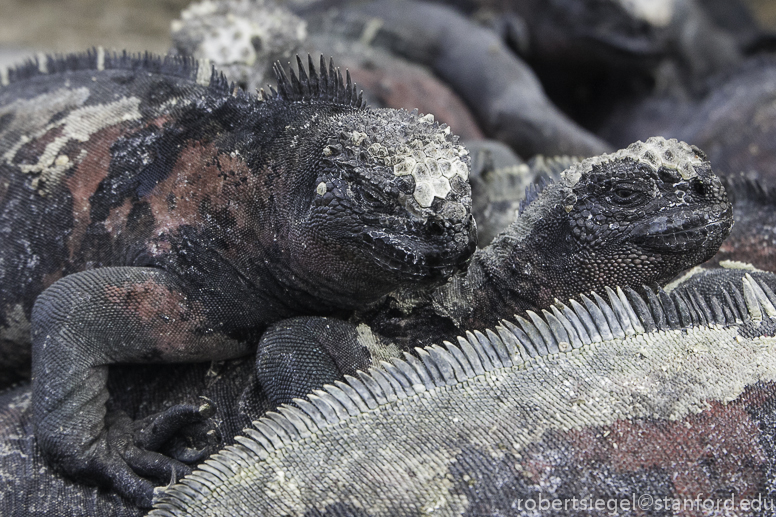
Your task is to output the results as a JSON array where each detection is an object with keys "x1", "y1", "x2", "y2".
[{"x1": 263, "y1": 55, "x2": 365, "y2": 109}]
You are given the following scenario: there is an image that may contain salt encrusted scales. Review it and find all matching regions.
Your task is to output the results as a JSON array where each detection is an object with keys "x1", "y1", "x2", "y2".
[
  {"x1": 327, "y1": 108, "x2": 470, "y2": 209},
  {"x1": 562, "y1": 137, "x2": 706, "y2": 188},
  {"x1": 390, "y1": 132, "x2": 470, "y2": 208}
]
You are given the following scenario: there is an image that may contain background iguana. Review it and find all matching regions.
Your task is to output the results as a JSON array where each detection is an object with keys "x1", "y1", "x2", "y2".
[
  {"x1": 0, "y1": 50, "x2": 476, "y2": 507},
  {"x1": 707, "y1": 176, "x2": 776, "y2": 272},
  {"x1": 149, "y1": 267, "x2": 776, "y2": 516}
]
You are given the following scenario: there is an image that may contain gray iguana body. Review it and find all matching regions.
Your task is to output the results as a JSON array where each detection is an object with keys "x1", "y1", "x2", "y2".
[{"x1": 150, "y1": 267, "x2": 776, "y2": 516}]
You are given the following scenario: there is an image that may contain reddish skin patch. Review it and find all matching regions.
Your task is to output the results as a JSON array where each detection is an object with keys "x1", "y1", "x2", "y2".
[
  {"x1": 103, "y1": 197, "x2": 133, "y2": 237},
  {"x1": 710, "y1": 234, "x2": 776, "y2": 272},
  {"x1": 146, "y1": 141, "x2": 262, "y2": 237},
  {"x1": 102, "y1": 277, "x2": 210, "y2": 359},
  {"x1": 64, "y1": 123, "x2": 129, "y2": 260},
  {"x1": 40, "y1": 270, "x2": 63, "y2": 290},
  {"x1": 143, "y1": 140, "x2": 285, "y2": 271},
  {"x1": 518, "y1": 390, "x2": 772, "y2": 508}
]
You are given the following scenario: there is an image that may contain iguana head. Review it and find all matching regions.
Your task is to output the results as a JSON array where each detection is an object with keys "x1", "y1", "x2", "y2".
[
  {"x1": 562, "y1": 137, "x2": 733, "y2": 289},
  {"x1": 264, "y1": 57, "x2": 476, "y2": 308},
  {"x1": 499, "y1": 137, "x2": 733, "y2": 306}
]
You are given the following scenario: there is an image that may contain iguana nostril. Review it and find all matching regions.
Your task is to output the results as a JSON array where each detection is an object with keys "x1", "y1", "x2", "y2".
[
  {"x1": 427, "y1": 219, "x2": 445, "y2": 236},
  {"x1": 691, "y1": 178, "x2": 705, "y2": 196}
]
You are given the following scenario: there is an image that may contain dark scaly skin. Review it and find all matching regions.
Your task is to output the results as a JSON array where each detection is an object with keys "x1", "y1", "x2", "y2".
[{"x1": 0, "y1": 51, "x2": 475, "y2": 507}]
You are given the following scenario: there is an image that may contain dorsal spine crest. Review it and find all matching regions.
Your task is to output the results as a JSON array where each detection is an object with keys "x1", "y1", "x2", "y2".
[{"x1": 270, "y1": 55, "x2": 364, "y2": 109}]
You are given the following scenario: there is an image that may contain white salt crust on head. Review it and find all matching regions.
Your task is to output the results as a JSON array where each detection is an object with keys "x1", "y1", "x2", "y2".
[{"x1": 561, "y1": 137, "x2": 705, "y2": 188}]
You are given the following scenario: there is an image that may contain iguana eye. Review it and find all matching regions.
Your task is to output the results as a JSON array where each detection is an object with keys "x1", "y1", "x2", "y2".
[
  {"x1": 610, "y1": 186, "x2": 645, "y2": 205},
  {"x1": 361, "y1": 189, "x2": 385, "y2": 207}
]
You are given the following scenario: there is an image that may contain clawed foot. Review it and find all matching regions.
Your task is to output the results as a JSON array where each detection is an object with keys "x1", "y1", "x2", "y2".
[{"x1": 72, "y1": 402, "x2": 218, "y2": 508}]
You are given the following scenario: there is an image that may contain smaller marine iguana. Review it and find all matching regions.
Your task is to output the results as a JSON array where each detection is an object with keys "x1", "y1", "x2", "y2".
[
  {"x1": 150, "y1": 268, "x2": 776, "y2": 516},
  {"x1": 0, "y1": 51, "x2": 476, "y2": 507},
  {"x1": 255, "y1": 137, "x2": 733, "y2": 406}
]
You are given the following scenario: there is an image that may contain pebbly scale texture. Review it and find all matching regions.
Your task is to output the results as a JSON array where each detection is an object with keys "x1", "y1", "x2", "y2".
[{"x1": 151, "y1": 269, "x2": 776, "y2": 516}]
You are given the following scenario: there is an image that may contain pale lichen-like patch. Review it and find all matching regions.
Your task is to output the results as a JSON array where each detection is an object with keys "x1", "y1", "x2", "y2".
[
  {"x1": 330, "y1": 109, "x2": 470, "y2": 211},
  {"x1": 392, "y1": 139, "x2": 469, "y2": 208},
  {"x1": 663, "y1": 266, "x2": 706, "y2": 292},
  {"x1": 356, "y1": 323, "x2": 401, "y2": 365},
  {"x1": 719, "y1": 260, "x2": 763, "y2": 272},
  {"x1": 1, "y1": 88, "x2": 142, "y2": 195},
  {"x1": 561, "y1": 136, "x2": 704, "y2": 189}
]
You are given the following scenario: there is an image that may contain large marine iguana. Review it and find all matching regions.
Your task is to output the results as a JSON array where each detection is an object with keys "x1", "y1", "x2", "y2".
[
  {"x1": 0, "y1": 50, "x2": 476, "y2": 507},
  {"x1": 149, "y1": 267, "x2": 776, "y2": 516}
]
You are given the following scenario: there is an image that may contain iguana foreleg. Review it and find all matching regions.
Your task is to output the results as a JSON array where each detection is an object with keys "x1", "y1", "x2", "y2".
[{"x1": 32, "y1": 267, "x2": 254, "y2": 507}]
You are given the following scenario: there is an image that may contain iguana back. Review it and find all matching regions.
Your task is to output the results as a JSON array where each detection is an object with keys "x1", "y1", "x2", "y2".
[{"x1": 152, "y1": 268, "x2": 776, "y2": 516}]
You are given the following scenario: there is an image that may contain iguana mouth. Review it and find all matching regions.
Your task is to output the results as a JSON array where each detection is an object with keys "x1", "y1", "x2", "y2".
[
  {"x1": 363, "y1": 229, "x2": 475, "y2": 281},
  {"x1": 633, "y1": 212, "x2": 732, "y2": 253}
]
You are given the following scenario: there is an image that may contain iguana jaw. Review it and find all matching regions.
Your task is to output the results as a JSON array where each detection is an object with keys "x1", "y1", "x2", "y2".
[
  {"x1": 362, "y1": 223, "x2": 476, "y2": 281},
  {"x1": 632, "y1": 212, "x2": 733, "y2": 254}
]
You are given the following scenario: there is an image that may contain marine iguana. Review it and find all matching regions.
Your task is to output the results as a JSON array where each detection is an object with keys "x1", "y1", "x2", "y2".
[
  {"x1": 150, "y1": 268, "x2": 776, "y2": 516},
  {"x1": 0, "y1": 50, "x2": 476, "y2": 507}
]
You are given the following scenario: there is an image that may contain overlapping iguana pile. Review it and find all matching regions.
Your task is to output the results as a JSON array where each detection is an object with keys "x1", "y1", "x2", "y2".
[
  {"x1": 151, "y1": 267, "x2": 776, "y2": 516},
  {"x1": 0, "y1": 49, "x2": 733, "y2": 513},
  {"x1": 0, "y1": 50, "x2": 477, "y2": 507},
  {"x1": 255, "y1": 136, "x2": 734, "y2": 406}
]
